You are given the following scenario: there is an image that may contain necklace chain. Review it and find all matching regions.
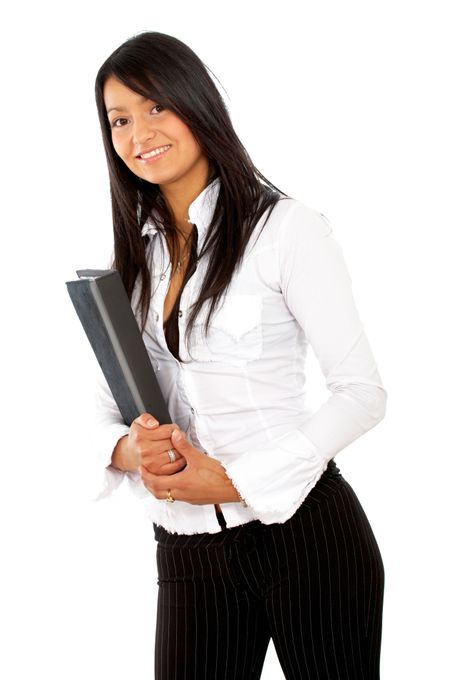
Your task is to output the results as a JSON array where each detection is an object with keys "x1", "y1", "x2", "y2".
[{"x1": 174, "y1": 227, "x2": 192, "y2": 274}]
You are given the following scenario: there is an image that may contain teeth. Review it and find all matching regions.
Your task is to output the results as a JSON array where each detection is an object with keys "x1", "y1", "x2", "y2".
[{"x1": 140, "y1": 145, "x2": 171, "y2": 159}]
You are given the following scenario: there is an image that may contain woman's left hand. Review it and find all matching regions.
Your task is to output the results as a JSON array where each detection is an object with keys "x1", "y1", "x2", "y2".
[{"x1": 138, "y1": 429, "x2": 241, "y2": 505}]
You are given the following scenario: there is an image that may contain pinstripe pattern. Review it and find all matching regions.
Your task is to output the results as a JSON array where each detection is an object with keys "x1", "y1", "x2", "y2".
[{"x1": 154, "y1": 461, "x2": 384, "y2": 679}]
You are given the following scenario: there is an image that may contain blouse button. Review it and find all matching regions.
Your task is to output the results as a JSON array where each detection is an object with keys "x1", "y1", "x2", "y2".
[
  {"x1": 155, "y1": 313, "x2": 159, "y2": 322},
  {"x1": 178, "y1": 310, "x2": 183, "y2": 317},
  {"x1": 160, "y1": 273, "x2": 166, "y2": 280}
]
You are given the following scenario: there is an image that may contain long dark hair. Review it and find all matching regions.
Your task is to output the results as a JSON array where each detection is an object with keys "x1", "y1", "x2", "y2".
[{"x1": 94, "y1": 31, "x2": 289, "y2": 359}]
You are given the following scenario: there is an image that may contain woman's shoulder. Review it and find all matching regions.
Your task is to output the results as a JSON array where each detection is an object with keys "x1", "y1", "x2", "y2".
[{"x1": 258, "y1": 194, "x2": 333, "y2": 246}]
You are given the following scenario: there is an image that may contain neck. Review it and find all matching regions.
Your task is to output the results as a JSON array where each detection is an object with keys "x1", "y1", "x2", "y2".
[{"x1": 159, "y1": 159, "x2": 210, "y2": 235}]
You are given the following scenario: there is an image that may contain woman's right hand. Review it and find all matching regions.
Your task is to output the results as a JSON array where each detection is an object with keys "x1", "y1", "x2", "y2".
[{"x1": 112, "y1": 413, "x2": 187, "y2": 475}]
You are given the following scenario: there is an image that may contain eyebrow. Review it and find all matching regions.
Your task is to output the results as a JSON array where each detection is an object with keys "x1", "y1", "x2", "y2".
[{"x1": 106, "y1": 94, "x2": 155, "y2": 115}]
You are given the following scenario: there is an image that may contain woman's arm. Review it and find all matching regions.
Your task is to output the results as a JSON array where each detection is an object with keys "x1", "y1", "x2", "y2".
[{"x1": 219, "y1": 204, "x2": 387, "y2": 522}]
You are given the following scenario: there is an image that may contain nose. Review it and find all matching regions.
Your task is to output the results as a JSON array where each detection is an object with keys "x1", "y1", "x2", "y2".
[{"x1": 132, "y1": 115, "x2": 157, "y2": 146}]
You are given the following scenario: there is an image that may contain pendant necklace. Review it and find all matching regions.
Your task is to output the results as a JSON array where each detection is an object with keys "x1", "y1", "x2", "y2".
[
  {"x1": 175, "y1": 256, "x2": 187, "y2": 273},
  {"x1": 174, "y1": 218, "x2": 193, "y2": 274}
]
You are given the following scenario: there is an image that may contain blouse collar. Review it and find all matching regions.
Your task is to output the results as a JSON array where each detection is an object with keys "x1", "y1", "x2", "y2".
[{"x1": 141, "y1": 177, "x2": 221, "y2": 239}]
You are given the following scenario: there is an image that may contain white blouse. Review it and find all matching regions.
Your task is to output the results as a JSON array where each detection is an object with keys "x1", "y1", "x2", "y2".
[{"x1": 89, "y1": 177, "x2": 387, "y2": 534}]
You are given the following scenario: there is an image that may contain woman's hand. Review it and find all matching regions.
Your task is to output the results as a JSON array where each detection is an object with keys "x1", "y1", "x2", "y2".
[
  {"x1": 113, "y1": 413, "x2": 186, "y2": 475},
  {"x1": 139, "y1": 429, "x2": 241, "y2": 505}
]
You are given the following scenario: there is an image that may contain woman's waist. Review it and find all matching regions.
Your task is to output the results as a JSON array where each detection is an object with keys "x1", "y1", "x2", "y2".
[{"x1": 193, "y1": 413, "x2": 316, "y2": 458}]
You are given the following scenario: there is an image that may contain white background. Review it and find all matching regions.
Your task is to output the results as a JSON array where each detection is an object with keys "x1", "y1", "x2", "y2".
[{"x1": 1, "y1": 1, "x2": 449, "y2": 678}]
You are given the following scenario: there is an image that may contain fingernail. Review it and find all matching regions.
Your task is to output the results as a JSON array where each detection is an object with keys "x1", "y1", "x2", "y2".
[
  {"x1": 172, "y1": 430, "x2": 184, "y2": 442},
  {"x1": 146, "y1": 417, "x2": 158, "y2": 427}
]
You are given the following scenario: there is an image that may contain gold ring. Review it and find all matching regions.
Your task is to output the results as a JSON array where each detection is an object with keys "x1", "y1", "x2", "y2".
[{"x1": 166, "y1": 489, "x2": 175, "y2": 503}]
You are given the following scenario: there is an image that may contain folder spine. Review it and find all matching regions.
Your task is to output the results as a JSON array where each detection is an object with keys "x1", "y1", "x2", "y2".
[{"x1": 89, "y1": 279, "x2": 147, "y2": 415}]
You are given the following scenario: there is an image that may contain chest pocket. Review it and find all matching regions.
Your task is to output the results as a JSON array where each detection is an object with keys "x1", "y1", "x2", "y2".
[{"x1": 186, "y1": 294, "x2": 263, "y2": 365}]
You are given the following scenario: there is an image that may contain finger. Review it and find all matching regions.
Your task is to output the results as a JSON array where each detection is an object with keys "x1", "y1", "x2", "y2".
[
  {"x1": 158, "y1": 442, "x2": 184, "y2": 466},
  {"x1": 146, "y1": 424, "x2": 181, "y2": 439},
  {"x1": 134, "y1": 423, "x2": 181, "y2": 441},
  {"x1": 133, "y1": 413, "x2": 180, "y2": 432},
  {"x1": 139, "y1": 441, "x2": 184, "y2": 467},
  {"x1": 170, "y1": 430, "x2": 202, "y2": 461},
  {"x1": 158, "y1": 458, "x2": 187, "y2": 474},
  {"x1": 140, "y1": 459, "x2": 186, "y2": 476},
  {"x1": 139, "y1": 465, "x2": 186, "y2": 493},
  {"x1": 141, "y1": 450, "x2": 186, "y2": 474},
  {"x1": 134, "y1": 413, "x2": 160, "y2": 429},
  {"x1": 139, "y1": 465, "x2": 183, "y2": 500}
]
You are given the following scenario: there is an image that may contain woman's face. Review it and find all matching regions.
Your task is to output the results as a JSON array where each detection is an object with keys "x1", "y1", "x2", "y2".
[{"x1": 103, "y1": 76, "x2": 209, "y2": 190}]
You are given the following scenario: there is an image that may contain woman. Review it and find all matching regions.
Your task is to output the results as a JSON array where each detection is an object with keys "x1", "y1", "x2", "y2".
[{"x1": 91, "y1": 31, "x2": 387, "y2": 680}]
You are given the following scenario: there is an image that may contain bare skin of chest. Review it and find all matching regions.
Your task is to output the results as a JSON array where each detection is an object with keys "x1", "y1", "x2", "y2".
[
  {"x1": 163, "y1": 261, "x2": 189, "y2": 324},
  {"x1": 163, "y1": 229, "x2": 193, "y2": 324}
]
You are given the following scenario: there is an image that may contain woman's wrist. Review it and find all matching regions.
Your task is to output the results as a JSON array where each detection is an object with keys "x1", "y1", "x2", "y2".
[
  {"x1": 236, "y1": 489, "x2": 248, "y2": 507},
  {"x1": 219, "y1": 460, "x2": 248, "y2": 507},
  {"x1": 229, "y1": 479, "x2": 247, "y2": 507},
  {"x1": 111, "y1": 434, "x2": 139, "y2": 472}
]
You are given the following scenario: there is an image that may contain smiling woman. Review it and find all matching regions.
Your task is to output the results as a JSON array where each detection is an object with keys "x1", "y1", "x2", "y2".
[
  {"x1": 90, "y1": 30, "x2": 387, "y2": 680},
  {"x1": 104, "y1": 77, "x2": 209, "y2": 204}
]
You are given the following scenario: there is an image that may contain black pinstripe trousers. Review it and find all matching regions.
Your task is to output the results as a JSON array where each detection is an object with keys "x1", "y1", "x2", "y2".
[{"x1": 153, "y1": 460, "x2": 384, "y2": 679}]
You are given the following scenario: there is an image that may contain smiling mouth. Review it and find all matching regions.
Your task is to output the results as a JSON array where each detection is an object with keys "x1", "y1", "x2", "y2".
[{"x1": 137, "y1": 145, "x2": 172, "y2": 160}]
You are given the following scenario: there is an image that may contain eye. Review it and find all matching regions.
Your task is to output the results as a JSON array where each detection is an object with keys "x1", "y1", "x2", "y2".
[
  {"x1": 109, "y1": 104, "x2": 165, "y2": 129},
  {"x1": 110, "y1": 117, "x2": 128, "y2": 129}
]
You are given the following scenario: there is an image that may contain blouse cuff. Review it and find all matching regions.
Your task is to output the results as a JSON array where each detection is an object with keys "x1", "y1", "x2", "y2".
[
  {"x1": 219, "y1": 429, "x2": 330, "y2": 525},
  {"x1": 88, "y1": 423, "x2": 131, "y2": 502}
]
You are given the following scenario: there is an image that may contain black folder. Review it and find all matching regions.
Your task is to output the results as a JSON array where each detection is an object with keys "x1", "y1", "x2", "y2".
[{"x1": 66, "y1": 269, "x2": 171, "y2": 426}]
